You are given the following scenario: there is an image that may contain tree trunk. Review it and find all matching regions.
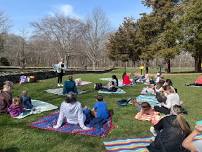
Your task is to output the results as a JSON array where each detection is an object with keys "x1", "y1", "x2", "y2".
[
  {"x1": 124, "y1": 62, "x2": 127, "y2": 73},
  {"x1": 92, "y1": 61, "x2": 96, "y2": 70},
  {"x1": 194, "y1": 56, "x2": 201, "y2": 72},
  {"x1": 65, "y1": 54, "x2": 70, "y2": 68},
  {"x1": 145, "y1": 60, "x2": 149, "y2": 74},
  {"x1": 167, "y1": 59, "x2": 171, "y2": 73},
  {"x1": 132, "y1": 59, "x2": 136, "y2": 67}
]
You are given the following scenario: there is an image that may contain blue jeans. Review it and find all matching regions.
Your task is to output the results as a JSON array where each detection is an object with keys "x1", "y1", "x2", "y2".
[{"x1": 83, "y1": 108, "x2": 107, "y2": 129}]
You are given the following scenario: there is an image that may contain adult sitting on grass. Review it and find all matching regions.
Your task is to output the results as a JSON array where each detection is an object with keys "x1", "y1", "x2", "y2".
[
  {"x1": 105, "y1": 81, "x2": 118, "y2": 92},
  {"x1": 144, "y1": 105, "x2": 191, "y2": 152},
  {"x1": 0, "y1": 81, "x2": 13, "y2": 114},
  {"x1": 155, "y1": 72, "x2": 161, "y2": 84},
  {"x1": 182, "y1": 123, "x2": 202, "y2": 152},
  {"x1": 134, "y1": 101, "x2": 160, "y2": 125},
  {"x1": 154, "y1": 80, "x2": 165, "y2": 93},
  {"x1": 158, "y1": 79, "x2": 176, "y2": 93},
  {"x1": 63, "y1": 75, "x2": 78, "y2": 95},
  {"x1": 122, "y1": 72, "x2": 132, "y2": 85},
  {"x1": 154, "y1": 85, "x2": 181, "y2": 115},
  {"x1": 111, "y1": 75, "x2": 119, "y2": 87},
  {"x1": 96, "y1": 80, "x2": 118, "y2": 92},
  {"x1": 186, "y1": 75, "x2": 202, "y2": 87},
  {"x1": 53, "y1": 93, "x2": 90, "y2": 130}
]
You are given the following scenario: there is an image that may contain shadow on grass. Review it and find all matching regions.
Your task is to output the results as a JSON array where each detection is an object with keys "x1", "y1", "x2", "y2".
[
  {"x1": 0, "y1": 147, "x2": 20, "y2": 152},
  {"x1": 165, "y1": 71, "x2": 202, "y2": 74}
]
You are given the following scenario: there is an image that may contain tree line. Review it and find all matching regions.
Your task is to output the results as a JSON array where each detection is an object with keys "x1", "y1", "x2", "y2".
[
  {"x1": 107, "y1": 0, "x2": 202, "y2": 73},
  {"x1": 0, "y1": 8, "x2": 113, "y2": 70},
  {"x1": 0, "y1": 0, "x2": 201, "y2": 72}
]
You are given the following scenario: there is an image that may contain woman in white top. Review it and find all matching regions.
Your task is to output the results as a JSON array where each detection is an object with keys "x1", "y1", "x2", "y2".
[
  {"x1": 154, "y1": 85, "x2": 181, "y2": 114},
  {"x1": 53, "y1": 93, "x2": 90, "y2": 130},
  {"x1": 155, "y1": 72, "x2": 161, "y2": 83}
]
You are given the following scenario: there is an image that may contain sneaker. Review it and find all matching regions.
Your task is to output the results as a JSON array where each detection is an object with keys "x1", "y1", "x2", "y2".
[
  {"x1": 150, "y1": 126, "x2": 157, "y2": 136},
  {"x1": 60, "y1": 84, "x2": 63, "y2": 86},
  {"x1": 57, "y1": 84, "x2": 60, "y2": 87}
]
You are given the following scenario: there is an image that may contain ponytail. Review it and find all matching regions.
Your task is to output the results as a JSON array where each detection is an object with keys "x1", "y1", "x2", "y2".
[{"x1": 176, "y1": 114, "x2": 191, "y2": 134}]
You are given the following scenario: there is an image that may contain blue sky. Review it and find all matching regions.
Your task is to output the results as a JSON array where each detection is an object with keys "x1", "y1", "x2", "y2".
[{"x1": 0, "y1": 0, "x2": 151, "y2": 35}]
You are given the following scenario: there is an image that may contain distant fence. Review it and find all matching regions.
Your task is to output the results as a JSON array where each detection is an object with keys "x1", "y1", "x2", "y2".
[{"x1": 0, "y1": 67, "x2": 114, "y2": 87}]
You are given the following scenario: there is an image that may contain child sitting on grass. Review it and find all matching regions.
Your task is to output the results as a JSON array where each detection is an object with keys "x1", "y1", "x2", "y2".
[
  {"x1": 8, "y1": 97, "x2": 23, "y2": 117},
  {"x1": 84, "y1": 95, "x2": 109, "y2": 129},
  {"x1": 20, "y1": 90, "x2": 33, "y2": 109}
]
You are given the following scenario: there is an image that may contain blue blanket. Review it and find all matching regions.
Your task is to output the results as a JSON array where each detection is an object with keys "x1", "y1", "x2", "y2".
[
  {"x1": 98, "y1": 88, "x2": 126, "y2": 94},
  {"x1": 45, "y1": 88, "x2": 87, "y2": 96},
  {"x1": 136, "y1": 95, "x2": 160, "y2": 107},
  {"x1": 31, "y1": 112, "x2": 114, "y2": 137}
]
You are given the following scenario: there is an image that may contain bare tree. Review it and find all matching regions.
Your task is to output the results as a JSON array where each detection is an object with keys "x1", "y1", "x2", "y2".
[
  {"x1": 82, "y1": 8, "x2": 111, "y2": 70},
  {"x1": 31, "y1": 13, "x2": 85, "y2": 67},
  {"x1": 0, "y1": 11, "x2": 9, "y2": 53}
]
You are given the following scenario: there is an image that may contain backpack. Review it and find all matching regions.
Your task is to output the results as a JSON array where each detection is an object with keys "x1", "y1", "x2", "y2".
[
  {"x1": 117, "y1": 98, "x2": 132, "y2": 106},
  {"x1": 95, "y1": 83, "x2": 103, "y2": 90}
]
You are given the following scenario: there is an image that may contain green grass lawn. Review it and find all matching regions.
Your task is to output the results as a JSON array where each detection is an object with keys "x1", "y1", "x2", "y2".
[{"x1": 0, "y1": 69, "x2": 202, "y2": 152}]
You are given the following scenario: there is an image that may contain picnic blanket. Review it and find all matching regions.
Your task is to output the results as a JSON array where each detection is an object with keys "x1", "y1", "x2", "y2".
[
  {"x1": 104, "y1": 135, "x2": 202, "y2": 152},
  {"x1": 141, "y1": 87, "x2": 155, "y2": 95},
  {"x1": 186, "y1": 85, "x2": 202, "y2": 88},
  {"x1": 31, "y1": 112, "x2": 114, "y2": 137},
  {"x1": 98, "y1": 88, "x2": 126, "y2": 94},
  {"x1": 136, "y1": 95, "x2": 160, "y2": 107},
  {"x1": 104, "y1": 136, "x2": 154, "y2": 152},
  {"x1": 45, "y1": 88, "x2": 87, "y2": 96},
  {"x1": 15, "y1": 100, "x2": 58, "y2": 119},
  {"x1": 99, "y1": 78, "x2": 134, "y2": 87},
  {"x1": 100, "y1": 78, "x2": 113, "y2": 81},
  {"x1": 76, "y1": 81, "x2": 92, "y2": 86}
]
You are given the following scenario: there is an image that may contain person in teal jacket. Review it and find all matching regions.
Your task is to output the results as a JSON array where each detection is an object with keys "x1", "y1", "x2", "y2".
[{"x1": 63, "y1": 76, "x2": 78, "y2": 95}]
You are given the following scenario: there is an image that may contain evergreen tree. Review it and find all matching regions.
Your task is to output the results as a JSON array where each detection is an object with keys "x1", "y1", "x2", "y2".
[
  {"x1": 107, "y1": 18, "x2": 143, "y2": 66},
  {"x1": 137, "y1": 13, "x2": 163, "y2": 73},
  {"x1": 181, "y1": 0, "x2": 202, "y2": 72},
  {"x1": 141, "y1": 0, "x2": 183, "y2": 73}
]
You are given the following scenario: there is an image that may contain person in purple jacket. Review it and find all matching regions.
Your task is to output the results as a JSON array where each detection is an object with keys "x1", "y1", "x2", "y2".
[{"x1": 8, "y1": 97, "x2": 23, "y2": 117}]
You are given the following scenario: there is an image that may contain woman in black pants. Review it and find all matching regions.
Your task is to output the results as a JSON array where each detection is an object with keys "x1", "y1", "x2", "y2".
[
  {"x1": 144, "y1": 105, "x2": 191, "y2": 152},
  {"x1": 56, "y1": 59, "x2": 65, "y2": 87}
]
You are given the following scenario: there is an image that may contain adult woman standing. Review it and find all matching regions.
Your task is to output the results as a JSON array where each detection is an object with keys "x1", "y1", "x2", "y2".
[{"x1": 56, "y1": 58, "x2": 65, "y2": 87}]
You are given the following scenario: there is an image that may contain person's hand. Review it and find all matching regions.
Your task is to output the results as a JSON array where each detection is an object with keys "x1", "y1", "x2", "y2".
[
  {"x1": 91, "y1": 109, "x2": 96, "y2": 117},
  {"x1": 195, "y1": 125, "x2": 202, "y2": 132}
]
